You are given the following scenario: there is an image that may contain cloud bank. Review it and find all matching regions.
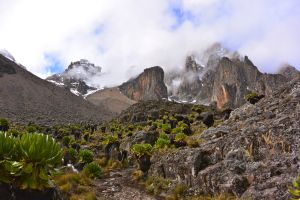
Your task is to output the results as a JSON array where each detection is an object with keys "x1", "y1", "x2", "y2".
[{"x1": 0, "y1": 0, "x2": 299, "y2": 86}]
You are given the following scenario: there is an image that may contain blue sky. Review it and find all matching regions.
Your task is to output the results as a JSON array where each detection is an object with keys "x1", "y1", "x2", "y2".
[{"x1": 0, "y1": 0, "x2": 299, "y2": 85}]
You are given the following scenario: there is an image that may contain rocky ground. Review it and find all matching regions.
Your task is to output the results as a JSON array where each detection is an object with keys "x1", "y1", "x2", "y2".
[
  {"x1": 94, "y1": 168, "x2": 156, "y2": 200},
  {"x1": 149, "y1": 78, "x2": 300, "y2": 200}
]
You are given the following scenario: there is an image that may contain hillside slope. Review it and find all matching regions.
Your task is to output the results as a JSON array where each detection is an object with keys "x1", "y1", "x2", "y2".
[
  {"x1": 0, "y1": 54, "x2": 113, "y2": 125},
  {"x1": 86, "y1": 87, "x2": 136, "y2": 114}
]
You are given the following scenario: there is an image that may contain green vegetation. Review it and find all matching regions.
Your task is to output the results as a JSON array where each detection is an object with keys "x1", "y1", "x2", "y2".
[
  {"x1": 131, "y1": 143, "x2": 153, "y2": 158},
  {"x1": 62, "y1": 135, "x2": 72, "y2": 147},
  {"x1": 289, "y1": 174, "x2": 300, "y2": 199},
  {"x1": 0, "y1": 118, "x2": 9, "y2": 131},
  {"x1": 102, "y1": 135, "x2": 118, "y2": 145},
  {"x1": 145, "y1": 176, "x2": 172, "y2": 196},
  {"x1": 79, "y1": 149, "x2": 94, "y2": 164},
  {"x1": 245, "y1": 91, "x2": 259, "y2": 101},
  {"x1": 175, "y1": 133, "x2": 187, "y2": 142},
  {"x1": 155, "y1": 137, "x2": 171, "y2": 149},
  {"x1": 0, "y1": 131, "x2": 62, "y2": 190},
  {"x1": 192, "y1": 105, "x2": 205, "y2": 113},
  {"x1": 83, "y1": 162, "x2": 102, "y2": 179},
  {"x1": 68, "y1": 148, "x2": 78, "y2": 164},
  {"x1": 54, "y1": 172, "x2": 96, "y2": 200}
]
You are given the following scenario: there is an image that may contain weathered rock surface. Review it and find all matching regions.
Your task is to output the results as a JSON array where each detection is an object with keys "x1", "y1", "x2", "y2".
[
  {"x1": 149, "y1": 78, "x2": 300, "y2": 200},
  {"x1": 278, "y1": 64, "x2": 300, "y2": 80},
  {"x1": 119, "y1": 66, "x2": 168, "y2": 101},
  {"x1": 166, "y1": 44, "x2": 297, "y2": 109}
]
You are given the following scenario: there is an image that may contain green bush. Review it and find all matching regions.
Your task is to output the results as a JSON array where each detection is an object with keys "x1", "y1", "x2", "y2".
[
  {"x1": 175, "y1": 133, "x2": 187, "y2": 142},
  {"x1": 171, "y1": 121, "x2": 189, "y2": 135},
  {"x1": 160, "y1": 124, "x2": 171, "y2": 134},
  {"x1": 68, "y1": 148, "x2": 78, "y2": 164},
  {"x1": 289, "y1": 174, "x2": 300, "y2": 199},
  {"x1": 26, "y1": 126, "x2": 37, "y2": 133},
  {"x1": 245, "y1": 91, "x2": 259, "y2": 101},
  {"x1": 17, "y1": 133, "x2": 63, "y2": 190},
  {"x1": 79, "y1": 149, "x2": 94, "y2": 164},
  {"x1": 83, "y1": 162, "x2": 102, "y2": 179},
  {"x1": 192, "y1": 105, "x2": 205, "y2": 113},
  {"x1": 102, "y1": 135, "x2": 118, "y2": 145},
  {"x1": 159, "y1": 133, "x2": 169, "y2": 140},
  {"x1": 154, "y1": 133, "x2": 170, "y2": 149},
  {"x1": 131, "y1": 144, "x2": 153, "y2": 158},
  {"x1": 62, "y1": 136, "x2": 72, "y2": 147},
  {"x1": 0, "y1": 132, "x2": 63, "y2": 190},
  {"x1": 0, "y1": 118, "x2": 9, "y2": 131},
  {"x1": 154, "y1": 138, "x2": 170, "y2": 149}
]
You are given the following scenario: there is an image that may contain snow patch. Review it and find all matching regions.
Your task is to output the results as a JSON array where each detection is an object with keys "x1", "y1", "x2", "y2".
[
  {"x1": 47, "y1": 80, "x2": 65, "y2": 87},
  {"x1": 83, "y1": 88, "x2": 102, "y2": 98},
  {"x1": 70, "y1": 88, "x2": 81, "y2": 96}
]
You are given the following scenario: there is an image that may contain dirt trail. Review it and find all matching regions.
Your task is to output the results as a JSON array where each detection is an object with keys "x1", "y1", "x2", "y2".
[{"x1": 94, "y1": 168, "x2": 157, "y2": 200}]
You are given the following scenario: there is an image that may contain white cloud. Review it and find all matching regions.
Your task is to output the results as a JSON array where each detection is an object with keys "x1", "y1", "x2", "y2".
[{"x1": 0, "y1": 0, "x2": 299, "y2": 86}]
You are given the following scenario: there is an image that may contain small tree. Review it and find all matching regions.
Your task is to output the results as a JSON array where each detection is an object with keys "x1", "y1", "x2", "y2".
[{"x1": 0, "y1": 118, "x2": 9, "y2": 132}]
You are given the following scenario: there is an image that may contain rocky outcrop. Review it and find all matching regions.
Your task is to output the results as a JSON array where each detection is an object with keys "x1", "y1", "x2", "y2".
[
  {"x1": 166, "y1": 44, "x2": 294, "y2": 109},
  {"x1": 278, "y1": 64, "x2": 300, "y2": 80},
  {"x1": 209, "y1": 56, "x2": 287, "y2": 108},
  {"x1": 149, "y1": 78, "x2": 300, "y2": 200},
  {"x1": 119, "y1": 66, "x2": 168, "y2": 101},
  {"x1": 46, "y1": 59, "x2": 102, "y2": 96}
]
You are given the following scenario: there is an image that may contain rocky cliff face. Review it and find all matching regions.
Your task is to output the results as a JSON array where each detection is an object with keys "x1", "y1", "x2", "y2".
[
  {"x1": 119, "y1": 66, "x2": 168, "y2": 101},
  {"x1": 209, "y1": 56, "x2": 287, "y2": 108},
  {"x1": 149, "y1": 77, "x2": 300, "y2": 200},
  {"x1": 46, "y1": 59, "x2": 102, "y2": 96},
  {"x1": 166, "y1": 44, "x2": 295, "y2": 109},
  {"x1": 278, "y1": 64, "x2": 300, "y2": 80}
]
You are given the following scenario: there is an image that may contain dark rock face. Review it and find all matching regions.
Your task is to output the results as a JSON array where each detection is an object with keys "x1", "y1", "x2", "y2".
[
  {"x1": 46, "y1": 59, "x2": 101, "y2": 96},
  {"x1": 119, "y1": 66, "x2": 168, "y2": 101},
  {"x1": 149, "y1": 78, "x2": 300, "y2": 199}
]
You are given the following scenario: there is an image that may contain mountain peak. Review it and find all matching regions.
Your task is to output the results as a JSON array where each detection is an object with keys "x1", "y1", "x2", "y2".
[
  {"x1": 119, "y1": 66, "x2": 168, "y2": 101},
  {"x1": 46, "y1": 59, "x2": 102, "y2": 96}
]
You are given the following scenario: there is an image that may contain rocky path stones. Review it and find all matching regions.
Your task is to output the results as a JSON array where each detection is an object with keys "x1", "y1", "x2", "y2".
[{"x1": 94, "y1": 168, "x2": 157, "y2": 200}]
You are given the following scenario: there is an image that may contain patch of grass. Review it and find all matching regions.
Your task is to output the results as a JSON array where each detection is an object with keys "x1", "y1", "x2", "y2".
[
  {"x1": 145, "y1": 176, "x2": 172, "y2": 196},
  {"x1": 83, "y1": 162, "x2": 102, "y2": 179}
]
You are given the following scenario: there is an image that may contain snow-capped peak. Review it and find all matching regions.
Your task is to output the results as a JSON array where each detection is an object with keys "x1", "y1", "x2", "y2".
[{"x1": 46, "y1": 59, "x2": 103, "y2": 97}]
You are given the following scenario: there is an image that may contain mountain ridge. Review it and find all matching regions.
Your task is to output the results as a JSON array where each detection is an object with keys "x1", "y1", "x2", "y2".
[{"x1": 0, "y1": 54, "x2": 114, "y2": 125}]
